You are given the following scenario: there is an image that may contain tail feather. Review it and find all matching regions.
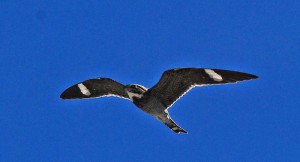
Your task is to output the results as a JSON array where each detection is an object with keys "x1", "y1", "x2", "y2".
[
  {"x1": 171, "y1": 125, "x2": 188, "y2": 134},
  {"x1": 156, "y1": 114, "x2": 188, "y2": 134}
]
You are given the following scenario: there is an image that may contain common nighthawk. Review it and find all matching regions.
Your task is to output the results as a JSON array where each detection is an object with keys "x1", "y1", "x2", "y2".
[{"x1": 60, "y1": 68, "x2": 258, "y2": 134}]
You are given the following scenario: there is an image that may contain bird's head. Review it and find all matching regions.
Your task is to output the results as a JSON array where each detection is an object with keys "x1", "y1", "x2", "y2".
[{"x1": 124, "y1": 84, "x2": 148, "y2": 101}]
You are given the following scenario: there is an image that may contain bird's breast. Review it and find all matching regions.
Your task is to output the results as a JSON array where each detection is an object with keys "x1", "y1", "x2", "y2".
[{"x1": 133, "y1": 96, "x2": 165, "y2": 116}]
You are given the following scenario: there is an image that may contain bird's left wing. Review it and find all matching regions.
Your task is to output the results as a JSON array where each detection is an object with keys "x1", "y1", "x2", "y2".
[
  {"x1": 148, "y1": 68, "x2": 258, "y2": 109},
  {"x1": 60, "y1": 78, "x2": 129, "y2": 100}
]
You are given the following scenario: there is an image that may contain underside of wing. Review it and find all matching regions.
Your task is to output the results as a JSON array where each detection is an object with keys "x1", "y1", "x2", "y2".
[
  {"x1": 60, "y1": 78, "x2": 129, "y2": 100},
  {"x1": 149, "y1": 68, "x2": 258, "y2": 108}
]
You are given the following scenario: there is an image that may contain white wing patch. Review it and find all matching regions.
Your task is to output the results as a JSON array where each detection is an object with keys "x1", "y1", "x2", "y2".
[
  {"x1": 126, "y1": 91, "x2": 143, "y2": 101},
  {"x1": 204, "y1": 69, "x2": 223, "y2": 81},
  {"x1": 77, "y1": 83, "x2": 91, "y2": 96}
]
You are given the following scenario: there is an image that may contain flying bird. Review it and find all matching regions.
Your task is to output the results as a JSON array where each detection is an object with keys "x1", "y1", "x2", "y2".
[{"x1": 60, "y1": 68, "x2": 258, "y2": 134}]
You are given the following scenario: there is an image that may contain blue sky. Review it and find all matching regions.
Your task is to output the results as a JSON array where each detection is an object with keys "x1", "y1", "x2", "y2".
[{"x1": 1, "y1": 0, "x2": 299, "y2": 161}]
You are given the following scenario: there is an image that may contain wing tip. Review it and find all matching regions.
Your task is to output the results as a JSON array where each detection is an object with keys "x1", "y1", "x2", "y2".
[
  {"x1": 60, "y1": 84, "x2": 87, "y2": 99},
  {"x1": 60, "y1": 90, "x2": 70, "y2": 99},
  {"x1": 244, "y1": 73, "x2": 259, "y2": 81},
  {"x1": 60, "y1": 89, "x2": 75, "y2": 99},
  {"x1": 252, "y1": 74, "x2": 259, "y2": 79}
]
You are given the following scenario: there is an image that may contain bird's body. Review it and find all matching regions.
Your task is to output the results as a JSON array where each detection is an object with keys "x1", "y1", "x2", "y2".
[
  {"x1": 126, "y1": 87, "x2": 186, "y2": 133},
  {"x1": 132, "y1": 91, "x2": 165, "y2": 116},
  {"x1": 61, "y1": 68, "x2": 258, "y2": 134}
]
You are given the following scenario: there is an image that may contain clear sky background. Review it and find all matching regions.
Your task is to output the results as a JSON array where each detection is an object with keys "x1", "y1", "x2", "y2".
[{"x1": 1, "y1": 1, "x2": 299, "y2": 161}]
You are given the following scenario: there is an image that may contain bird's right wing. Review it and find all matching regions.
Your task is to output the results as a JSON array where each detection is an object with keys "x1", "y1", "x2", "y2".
[
  {"x1": 149, "y1": 68, "x2": 258, "y2": 109},
  {"x1": 60, "y1": 78, "x2": 129, "y2": 100}
]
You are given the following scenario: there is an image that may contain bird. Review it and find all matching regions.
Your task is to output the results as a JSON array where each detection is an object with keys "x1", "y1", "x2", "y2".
[{"x1": 60, "y1": 68, "x2": 258, "y2": 134}]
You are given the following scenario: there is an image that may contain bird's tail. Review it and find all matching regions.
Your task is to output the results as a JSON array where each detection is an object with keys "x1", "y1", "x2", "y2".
[
  {"x1": 169, "y1": 123, "x2": 188, "y2": 134},
  {"x1": 157, "y1": 115, "x2": 188, "y2": 134}
]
